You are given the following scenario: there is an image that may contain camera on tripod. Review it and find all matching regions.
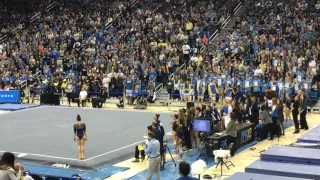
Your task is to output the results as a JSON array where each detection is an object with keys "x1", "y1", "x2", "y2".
[{"x1": 193, "y1": 117, "x2": 222, "y2": 162}]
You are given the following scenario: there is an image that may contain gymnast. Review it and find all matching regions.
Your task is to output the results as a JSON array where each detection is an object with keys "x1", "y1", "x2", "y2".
[{"x1": 74, "y1": 114, "x2": 87, "y2": 160}]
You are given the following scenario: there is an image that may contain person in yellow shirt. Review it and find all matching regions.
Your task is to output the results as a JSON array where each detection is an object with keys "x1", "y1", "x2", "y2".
[
  {"x1": 185, "y1": 21, "x2": 193, "y2": 35},
  {"x1": 197, "y1": 54, "x2": 203, "y2": 66}
]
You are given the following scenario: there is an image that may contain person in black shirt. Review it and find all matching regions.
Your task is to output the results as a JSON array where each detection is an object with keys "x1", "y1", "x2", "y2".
[
  {"x1": 99, "y1": 88, "x2": 108, "y2": 107},
  {"x1": 153, "y1": 114, "x2": 165, "y2": 138},
  {"x1": 132, "y1": 126, "x2": 153, "y2": 162},
  {"x1": 169, "y1": 114, "x2": 179, "y2": 151},
  {"x1": 250, "y1": 97, "x2": 259, "y2": 124},
  {"x1": 176, "y1": 119, "x2": 185, "y2": 161},
  {"x1": 291, "y1": 95, "x2": 300, "y2": 134},
  {"x1": 152, "y1": 122, "x2": 164, "y2": 155},
  {"x1": 47, "y1": 82, "x2": 56, "y2": 105}
]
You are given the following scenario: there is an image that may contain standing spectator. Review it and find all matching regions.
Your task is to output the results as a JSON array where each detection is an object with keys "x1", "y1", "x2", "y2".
[
  {"x1": 299, "y1": 94, "x2": 309, "y2": 130},
  {"x1": 292, "y1": 95, "x2": 300, "y2": 134},
  {"x1": 259, "y1": 105, "x2": 274, "y2": 140},
  {"x1": 144, "y1": 132, "x2": 161, "y2": 180},
  {"x1": 226, "y1": 112, "x2": 237, "y2": 156}
]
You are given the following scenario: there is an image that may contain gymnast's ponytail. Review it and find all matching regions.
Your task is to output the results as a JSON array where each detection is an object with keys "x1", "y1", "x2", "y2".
[{"x1": 77, "y1": 115, "x2": 81, "y2": 121}]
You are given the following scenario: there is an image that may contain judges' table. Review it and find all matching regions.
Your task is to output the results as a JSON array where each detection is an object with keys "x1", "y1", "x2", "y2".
[
  {"x1": 237, "y1": 123, "x2": 255, "y2": 149},
  {"x1": 206, "y1": 123, "x2": 255, "y2": 150}
]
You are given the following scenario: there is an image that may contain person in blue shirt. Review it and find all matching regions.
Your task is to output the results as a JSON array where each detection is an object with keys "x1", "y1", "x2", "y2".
[
  {"x1": 244, "y1": 76, "x2": 252, "y2": 96},
  {"x1": 125, "y1": 75, "x2": 134, "y2": 105},
  {"x1": 149, "y1": 68, "x2": 157, "y2": 88},
  {"x1": 216, "y1": 74, "x2": 224, "y2": 101},
  {"x1": 132, "y1": 85, "x2": 142, "y2": 104},
  {"x1": 197, "y1": 83, "x2": 204, "y2": 107},
  {"x1": 143, "y1": 132, "x2": 161, "y2": 180},
  {"x1": 176, "y1": 162, "x2": 199, "y2": 180},
  {"x1": 252, "y1": 76, "x2": 261, "y2": 101}
]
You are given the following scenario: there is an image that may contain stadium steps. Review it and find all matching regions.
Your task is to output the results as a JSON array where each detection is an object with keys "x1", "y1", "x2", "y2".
[{"x1": 217, "y1": 0, "x2": 250, "y2": 39}]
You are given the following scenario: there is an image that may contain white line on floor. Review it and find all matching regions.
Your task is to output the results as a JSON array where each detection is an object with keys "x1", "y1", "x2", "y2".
[
  {"x1": 0, "y1": 140, "x2": 142, "y2": 162},
  {"x1": 83, "y1": 141, "x2": 142, "y2": 161},
  {"x1": 0, "y1": 151, "x2": 80, "y2": 161}
]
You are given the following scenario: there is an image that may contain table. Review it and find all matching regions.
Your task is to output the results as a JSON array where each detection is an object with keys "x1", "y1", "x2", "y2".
[
  {"x1": 40, "y1": 94, "x2": 60, "y2": 105},
  {"x1": 206, "y1": 123, "x2": 254, "y2": 151},
  {"x1": 236, "y1": 123, "x2": 255, "y2": 149}
]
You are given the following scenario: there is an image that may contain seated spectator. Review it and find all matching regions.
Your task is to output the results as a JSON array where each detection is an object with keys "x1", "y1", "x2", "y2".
[
  {"x1": 78, "y1": 87, "x2": 88, "y2": 107},
  {"x1": 0, "y1": 152, "x2": 23, "y2": 180},
  {"x1": 177, "y1": 162, "x2": 199, "y2": 180}
]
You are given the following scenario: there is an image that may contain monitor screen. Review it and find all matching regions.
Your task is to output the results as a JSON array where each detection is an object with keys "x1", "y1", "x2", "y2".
[{"x1": 193, "y1": 119, "x2": 211, "y2": 133}]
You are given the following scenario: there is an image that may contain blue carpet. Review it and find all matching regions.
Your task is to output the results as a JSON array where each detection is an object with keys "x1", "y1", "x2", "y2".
[
  {"x1": 129, "y1": 141, "x2": 258, "y2": 180},
  {"x1": 298, "y1": 125, "x2": 320, "y2": 143},
  {"x1": 81, "y1": 166, "x2": 130, "y2": 179},
  {"x1": 24, "y1": 164, "x2": 84, "y2": 178}
]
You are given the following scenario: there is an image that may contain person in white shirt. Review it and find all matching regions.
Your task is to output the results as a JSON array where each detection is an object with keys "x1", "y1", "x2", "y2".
[
  {"x1": 182, "y1": 43, "x2": 190, "y2": 66},
  {"x1": 78, "y1": 87, "x2": 88, "y2": 107}
]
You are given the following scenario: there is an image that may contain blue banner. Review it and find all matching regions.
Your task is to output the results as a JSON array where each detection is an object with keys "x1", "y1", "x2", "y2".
[{"x1": 0, "y1": 90, "x2": 20, "y2": 104}]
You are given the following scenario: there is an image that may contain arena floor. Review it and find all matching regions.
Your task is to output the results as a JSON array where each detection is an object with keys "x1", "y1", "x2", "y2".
[{"x1": 0, "y1": 106, "x2": 171, "y2": 171}]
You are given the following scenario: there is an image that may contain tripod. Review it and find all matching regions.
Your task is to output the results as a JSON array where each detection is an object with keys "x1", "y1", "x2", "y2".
[
  {"x1": 196, "y1": 143, "x2": 212, "y2": 163},
  {"x1": 161, "y1": 144, "x2": 176, "y2": 170},
  {"x1": 215, "y1": 157, "x2": 235, "y2": 175}
]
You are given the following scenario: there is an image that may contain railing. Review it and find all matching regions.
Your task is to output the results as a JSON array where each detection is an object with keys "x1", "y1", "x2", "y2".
[
  {"x1": 199, "y1": 1, "x2": 242, "y2": 53},
  {"x1": 0, "y1": 35, "x2": 7, "y2": 44},
  {"x1": 45, "y1": 1, "x2": 58, "y2": 11}
]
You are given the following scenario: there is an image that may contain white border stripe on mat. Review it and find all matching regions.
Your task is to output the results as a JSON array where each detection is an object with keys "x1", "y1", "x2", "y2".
[{"x1": 0, "y1": 140, "x2": 141, "y2": 162}]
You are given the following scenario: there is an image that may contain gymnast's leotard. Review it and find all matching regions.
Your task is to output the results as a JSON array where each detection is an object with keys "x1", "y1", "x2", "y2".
[{"x1": 74, "y1": 123, "x2": 86, "y2": 139}]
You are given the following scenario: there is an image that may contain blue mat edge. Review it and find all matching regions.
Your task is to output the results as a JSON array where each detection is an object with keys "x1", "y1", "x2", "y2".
[
  {"x1": 0, "y1": 104, "x2": 40, "y2": 111},
  {"x1": 245, "y1": 160, "x2": 320, "y2": 179},
  {"x1": 81, "y1": 166, "x2": 130, "y2": 179}
]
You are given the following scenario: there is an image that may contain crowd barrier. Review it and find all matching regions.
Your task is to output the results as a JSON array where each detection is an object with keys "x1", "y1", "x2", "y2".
[{"x1": 29, "y1": 87, "x2": 320, "y2": 101}]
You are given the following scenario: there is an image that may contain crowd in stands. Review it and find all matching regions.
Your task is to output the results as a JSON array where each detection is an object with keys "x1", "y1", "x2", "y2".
[
  {"x1": 0, "y1": 0, "x2": 240, "y2": 104},
  {"x1": 0, "y1": 0, "x2": 319, "y2": 108}
]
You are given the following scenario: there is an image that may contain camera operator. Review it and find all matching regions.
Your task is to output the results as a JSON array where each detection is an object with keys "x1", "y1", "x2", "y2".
[
  {"x1": 132, "y1": 126, "x2": 153, "y2": 163},
  {"x1": 193, "y1": 107, "x2": 202, "y2": 150}
]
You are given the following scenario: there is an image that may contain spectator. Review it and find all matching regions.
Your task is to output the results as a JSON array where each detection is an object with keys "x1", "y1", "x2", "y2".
[
  {"x1": 177, "y1": 162, "x2": 199, "y2": 180},
  {"x1": 0, "y1": 152, "x2": 23, "y2": 180}
]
